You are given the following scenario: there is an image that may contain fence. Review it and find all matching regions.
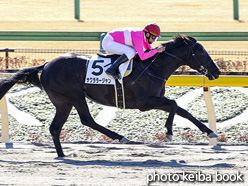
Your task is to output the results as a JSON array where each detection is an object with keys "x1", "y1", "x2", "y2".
[
  {"x1": 0, "y1": 48, "x2": 101, "y2": 69},
  {"x1": 0, "y1": 31, "x2": 247, "y2": 70},
  {"x1": 0, "y1": 31, "x2": 248, "y2": 41},
  {"x1": 1, "y1": 48, "x2": 248, "y2": 73},
  {"x1": 0, "y1": 73, "x2": 11, "y2": 144}
]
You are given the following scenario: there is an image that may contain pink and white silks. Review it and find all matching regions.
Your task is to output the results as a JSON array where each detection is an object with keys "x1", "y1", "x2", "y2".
[{"x1": 102, "y1": 28, "x2": 157, "y2": 60}]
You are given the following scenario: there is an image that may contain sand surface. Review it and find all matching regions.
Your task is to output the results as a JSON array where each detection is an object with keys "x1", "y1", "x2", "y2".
[{"x1": 0, "y1": 142, "x2": 247, "y2": 185}]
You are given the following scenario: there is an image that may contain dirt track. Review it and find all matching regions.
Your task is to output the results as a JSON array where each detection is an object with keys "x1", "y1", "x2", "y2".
[{"x1": 0, "y1": 142, "x2": 247, "y2": 185}]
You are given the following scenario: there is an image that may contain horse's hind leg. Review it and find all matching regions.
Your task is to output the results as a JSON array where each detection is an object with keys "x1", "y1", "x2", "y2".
[
  {"x1": 72, "y1": 95, "x2": 124, "y2": 141},
  {"x1": 49, "y1": 99, "x2": 72, "y2": 157}
]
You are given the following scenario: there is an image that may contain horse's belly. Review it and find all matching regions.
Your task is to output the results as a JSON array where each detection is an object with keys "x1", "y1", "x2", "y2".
[{"x1": 84, "y1": 84, "x2": 116, "y2": 107}]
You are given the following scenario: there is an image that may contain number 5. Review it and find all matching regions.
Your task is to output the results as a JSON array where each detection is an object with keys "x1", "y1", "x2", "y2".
[{"x1": 92, "y1": 60, "x2": 104, "y2": 76}]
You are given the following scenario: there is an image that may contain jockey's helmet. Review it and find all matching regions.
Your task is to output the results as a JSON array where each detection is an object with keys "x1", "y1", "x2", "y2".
[{"x1": 143, "y1": 23, "x2": 161, "y2": 37}]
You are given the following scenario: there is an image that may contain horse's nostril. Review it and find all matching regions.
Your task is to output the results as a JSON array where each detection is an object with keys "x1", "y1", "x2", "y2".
[{"x1": 215, "y1": 70, "x2": 221, "y2": 75}]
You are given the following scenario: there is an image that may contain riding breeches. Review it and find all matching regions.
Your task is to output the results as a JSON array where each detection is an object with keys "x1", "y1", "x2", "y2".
[{"x1": 102, "y1": 34, "x2": 136, "y2": 60}]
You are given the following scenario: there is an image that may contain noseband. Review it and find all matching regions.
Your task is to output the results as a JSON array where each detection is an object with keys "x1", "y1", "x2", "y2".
[{"x1": 164, "y1": 42, "x2": 212, "y2": 76}]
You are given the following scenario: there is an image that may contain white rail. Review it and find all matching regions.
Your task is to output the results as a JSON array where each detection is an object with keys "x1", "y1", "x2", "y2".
[{"x1": 0, "y1": 96, "x2": 9, "y2": 143}]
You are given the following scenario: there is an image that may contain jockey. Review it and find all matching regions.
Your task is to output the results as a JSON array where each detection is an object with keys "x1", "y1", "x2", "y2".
[{"x1": 102, "y1": 23, "x2": 166, "y2": 79}]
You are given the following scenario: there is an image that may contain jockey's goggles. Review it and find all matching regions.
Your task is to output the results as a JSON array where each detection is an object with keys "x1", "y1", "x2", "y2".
[{"x1": 151, "y1": 34, "x2": 158, "y2": 42}]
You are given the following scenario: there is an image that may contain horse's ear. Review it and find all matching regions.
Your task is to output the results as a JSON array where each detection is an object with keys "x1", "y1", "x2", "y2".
[{"x1": 183, "y1": 35, "x2": 196, "y2": 46}]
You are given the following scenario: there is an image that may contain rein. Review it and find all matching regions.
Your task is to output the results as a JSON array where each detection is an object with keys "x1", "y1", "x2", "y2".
[
  {"x1": 164, "y1": 42, "x2": 211, "y2": 76},
  {"x1": 132, "y1": 41, "x2": 211, "y2": 85},
  {"x1": 131, "y1": 52, "x2": 162, "y2": 85},
  {"x1": 164, "y1": 51, "x2": 184, "y2": 63}
]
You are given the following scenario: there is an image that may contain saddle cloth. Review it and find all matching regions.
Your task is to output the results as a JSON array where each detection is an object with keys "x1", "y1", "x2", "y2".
[
  {"x1": 85, "y1": 55, "x2": 133, "y2": 109},
  {"x1": 85, "y1": 55, "x2": 133, "y2": 85}
]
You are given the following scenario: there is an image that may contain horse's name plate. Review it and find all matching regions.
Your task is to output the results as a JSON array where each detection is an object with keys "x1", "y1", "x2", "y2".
[{"x1": 85, "y1": 56, "x2": 115, "y2": 85}]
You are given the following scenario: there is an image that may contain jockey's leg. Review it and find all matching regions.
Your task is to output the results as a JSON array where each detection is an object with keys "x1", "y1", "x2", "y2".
[
  {"x1": 105, "y1": 54, "x2": 129, "y2": 79},
  {"x1": 102, "y1": 34, "x2": 135, "y2": 79}
]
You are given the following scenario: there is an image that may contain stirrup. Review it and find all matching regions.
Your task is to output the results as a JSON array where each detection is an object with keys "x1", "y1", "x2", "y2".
[
  {"x1": 105, "y1": 68, "x2": 120, "y2": 79},
  {"x1": 105, "y1": 54, "x2": 128, "y2": 79}
]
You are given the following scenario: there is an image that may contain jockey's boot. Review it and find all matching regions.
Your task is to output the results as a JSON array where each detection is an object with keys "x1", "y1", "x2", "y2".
[{"x1": 105, "y1": 54, "x2": 129, "y2": 79}]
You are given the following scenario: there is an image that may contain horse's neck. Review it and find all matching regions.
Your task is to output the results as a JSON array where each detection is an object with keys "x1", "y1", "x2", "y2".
[
  {"x1": 150, "y1": 54, "x2": 182, "y2": 81},
  {"x1": 132, "y1": 54, "x2": 182, "y2": 82},
  {"x1": 163, "y1": 62, "x2": 182, "y2": 80},
  {"x1": 161, "y1": 45, "x2": 189, "y2": 79}
]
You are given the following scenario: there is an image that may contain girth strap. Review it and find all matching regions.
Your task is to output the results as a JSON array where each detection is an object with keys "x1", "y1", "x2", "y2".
[{"x1": 114, "y1": 79, "x2": 125, "y2": 109}]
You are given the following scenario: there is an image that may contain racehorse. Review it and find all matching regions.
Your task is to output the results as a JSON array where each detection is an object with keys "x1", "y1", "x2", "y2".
[{"x1": 0, "y1": 35, "x2": 221, "y2": 157}]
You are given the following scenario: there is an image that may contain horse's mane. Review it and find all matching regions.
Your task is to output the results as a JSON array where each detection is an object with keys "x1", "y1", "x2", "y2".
[{"x1": 162, "y1": 34, "x2": 197, "y2": 49}]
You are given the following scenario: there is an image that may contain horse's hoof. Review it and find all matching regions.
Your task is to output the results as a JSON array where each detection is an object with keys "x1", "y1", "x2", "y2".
[
  {"x1": 120, "y1": 137, "x2": 130, "y2": 144},
  {"x1": 127, "y1": 140, "x2": 144, "y2": 144},
  {"x1": 55, "y1": 155, "x2": 66, "y2": 159},
  {"x1": 208, "y1": 132, "x2": 218, "y2": 138},
  {"x1": 166, "y1": 134, "x2": 173, "y2": 141}
]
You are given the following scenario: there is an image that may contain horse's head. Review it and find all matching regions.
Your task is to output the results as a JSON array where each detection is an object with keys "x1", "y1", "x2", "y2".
[
  {"x1": 163, "y1": 35, "x2": 221, "y2": 80},
  {"x1": 181, "y1": 35, "x2": 221, "y2": 80}
]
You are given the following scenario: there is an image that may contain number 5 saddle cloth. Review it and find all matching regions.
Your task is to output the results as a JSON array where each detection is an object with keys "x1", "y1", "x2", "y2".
[{"x1": 85, "y1": 53, "x2": 133, "y2": 109}]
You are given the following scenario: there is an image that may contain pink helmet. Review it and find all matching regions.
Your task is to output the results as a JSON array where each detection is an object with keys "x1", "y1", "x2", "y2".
[{"x1": 143, "y1": 23, "x2": 161, "y2": 37}]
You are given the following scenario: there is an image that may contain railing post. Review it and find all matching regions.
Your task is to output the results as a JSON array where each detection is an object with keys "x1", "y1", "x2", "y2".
[
  {"x1": 74, "y1": 0, "x2": 80, "y2": 20},
  {"x1": 0, "y1": 48, "x2": 15, "y2": 69},
  {"x1": 233, "y1": 0, "x2": 239, "y2": 20},
  {"x1": 203, "y1": 87, "x2": 217, "y2": 146},
  {"x1": 99, "y1": 33, "x2": 106, "y2": 53},
  {"x1": 0, "y1": 96, "x2": 9, "y2": 143}
]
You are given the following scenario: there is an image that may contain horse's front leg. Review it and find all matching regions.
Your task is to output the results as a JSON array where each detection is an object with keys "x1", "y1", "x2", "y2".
[
  {"x1": 176, "y1": 106, "x2": 218, "y2": 138},
  {"x1": 164, "y1": 100, "x2": 178, "y2": 141},
  {"x1": 141, "y1": 96, "x2": 178, "y2": 141}
]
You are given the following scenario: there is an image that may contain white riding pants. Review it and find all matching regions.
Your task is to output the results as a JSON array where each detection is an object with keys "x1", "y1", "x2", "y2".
[{"x1": 102, "y1": 34, "x2": 136, "y2": 60}]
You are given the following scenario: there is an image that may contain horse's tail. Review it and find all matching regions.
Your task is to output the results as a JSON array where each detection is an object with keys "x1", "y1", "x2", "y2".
[{"x1": 0, "y1": 63, "x2": 47, "y2": 99}]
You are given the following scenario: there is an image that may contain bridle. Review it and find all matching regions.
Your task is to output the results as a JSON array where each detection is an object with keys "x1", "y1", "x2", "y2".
[
  {"x1": 164, "y1": 42, "x2": 212, "y2": 76},
  {"x1": 132, "y1": 41, "x2": 213, "y2": 85}
]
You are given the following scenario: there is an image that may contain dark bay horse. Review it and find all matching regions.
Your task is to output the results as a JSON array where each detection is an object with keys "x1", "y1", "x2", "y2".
[{"x1": 0, "y1": 35, "x2": 221, "y2": 157}]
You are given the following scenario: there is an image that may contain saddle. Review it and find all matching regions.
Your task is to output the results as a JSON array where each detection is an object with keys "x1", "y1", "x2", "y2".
[
  {"x1": 97, "y1": 52, "x2": 120, "y2": 59},
  {"x1": 97, "y1": 52, "x2": 133, "y2": 77}
]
